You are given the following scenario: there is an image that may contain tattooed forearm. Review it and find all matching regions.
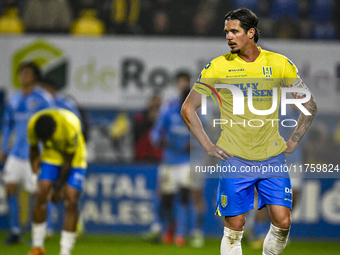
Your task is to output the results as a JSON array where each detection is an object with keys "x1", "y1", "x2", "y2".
[{"x1": 291, "y1": 96, "x2": 318, "y2": 144}]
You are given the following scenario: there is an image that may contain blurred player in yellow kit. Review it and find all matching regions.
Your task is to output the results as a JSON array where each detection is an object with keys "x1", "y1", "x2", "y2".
[{"x1": 27, "y1": 108, "x2": 87, "y2": 255}]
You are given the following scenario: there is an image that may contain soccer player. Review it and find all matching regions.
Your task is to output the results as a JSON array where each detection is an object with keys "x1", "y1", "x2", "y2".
[
  {"x1": 1, "y1": 62, "x2": 54, "y2": 244},
  {"x1": 39, "y1": 77, "x2": 86, "y2": 236},
  {"x1": 27, "y1": 108, "x2": 87, "y2": 255},
  {"x1": 149, "y1": 72, "x2": 205, "y2": 247},
  {"x1": 181, "y1": 8, "x2": 317, "y2": 255}
]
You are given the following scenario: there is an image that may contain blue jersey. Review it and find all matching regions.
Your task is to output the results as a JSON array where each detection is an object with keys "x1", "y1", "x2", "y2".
[
  {"x1": 2, "y1": 87, "x2": 55, "y2": 159},
  {"x1": 151, "y1": 97, "x2": 190, "y2": 165},
  {"x1": 55, "y1": 94, "x2": 80, "y2": 118}
]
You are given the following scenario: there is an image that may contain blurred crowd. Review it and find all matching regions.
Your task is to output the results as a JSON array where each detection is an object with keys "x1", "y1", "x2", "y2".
[{"x1": 0, "y1": 0, "x2": 339, "y2": 39}]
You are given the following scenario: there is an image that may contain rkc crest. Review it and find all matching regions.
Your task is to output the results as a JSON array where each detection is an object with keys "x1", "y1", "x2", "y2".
[
  {"x1": 221, "y1": 195, "x2": 228, "y2": 208},
  {"x1": 262, "y1": 66, "x2": 272, "y2": 78}
]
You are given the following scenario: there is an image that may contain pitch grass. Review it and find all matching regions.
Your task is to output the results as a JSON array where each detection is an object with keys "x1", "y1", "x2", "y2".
[{"x1": 1, "y1": 232, "x2": 340, "y2": 255}]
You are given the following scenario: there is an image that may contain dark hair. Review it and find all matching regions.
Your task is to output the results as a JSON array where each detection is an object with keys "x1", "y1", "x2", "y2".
[
  {"x1": 224, "y1": 8, "x2": 261, "y2": 43},
  {"x1": 34, "y1": 114, "x2": 56, "y2": 141},
  {"x1": 176, "y1": 71, "x2": 191, "y2": 81},
  {"x1": 18, "y1": 61, "x2": 41, "y2": 81}
]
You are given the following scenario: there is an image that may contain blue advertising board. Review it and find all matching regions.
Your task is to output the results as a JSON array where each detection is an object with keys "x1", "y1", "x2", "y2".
[{"x1": 0, "y1": 164, "x2": 340, "y2": 239}]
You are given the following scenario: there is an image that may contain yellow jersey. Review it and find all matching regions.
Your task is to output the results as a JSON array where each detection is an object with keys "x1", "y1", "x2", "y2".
[
  {"x1": 193, "y1": 47, "x2": 300, "y2": 161},
  {"x1": 27, "y1": 108, "x2": 87, "y2": 168}
]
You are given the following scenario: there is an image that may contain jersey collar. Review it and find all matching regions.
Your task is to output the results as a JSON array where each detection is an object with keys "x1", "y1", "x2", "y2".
[{"x1": 235, "y1": 46, "x2": 263, "y2": 63}]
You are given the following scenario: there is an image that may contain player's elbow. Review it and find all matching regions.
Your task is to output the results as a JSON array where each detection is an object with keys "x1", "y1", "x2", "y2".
[
  {"x1": 308, "y1": 96, "x2": 318, "y2": 117},
  {"x1": 313, "y1": 98, "x2": 318, "y2": 114},
  {"x1": 180, "y1": 102, "x2": 190, "y2": 122}
]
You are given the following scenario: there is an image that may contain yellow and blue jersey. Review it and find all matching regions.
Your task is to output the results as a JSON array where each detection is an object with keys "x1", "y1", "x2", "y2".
[
  {"x1": 27, "y1": 108, "x2": 87, "y2": 168},
  {"x1": 193, "y1": 47, "x2": 300, "y2": 161}
]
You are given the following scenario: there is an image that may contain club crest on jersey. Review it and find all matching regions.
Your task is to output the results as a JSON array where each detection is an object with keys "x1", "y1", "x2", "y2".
[
  {"x1": 221, "y1": 195, "x2": 228, "y2": 208},
  {"x1": 262, "y1": 66, "x2": 272, "y2": 78},
  {"x1": 28, "y1": 100, "x2": 36, "y2": 109}
]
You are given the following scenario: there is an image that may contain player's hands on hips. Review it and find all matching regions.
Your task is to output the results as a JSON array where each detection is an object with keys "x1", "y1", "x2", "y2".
[
  {"x1": 284, "y1": 139, "x2": 298, "y2": 154},
  {"x1": 207, "y1": 145, "x2": 233, "y2": 161}
]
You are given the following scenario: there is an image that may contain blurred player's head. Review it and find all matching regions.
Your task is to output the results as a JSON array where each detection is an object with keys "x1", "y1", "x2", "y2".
[
  {"x1": 224, "y1": 8, "x2": 260, "y2": 53},
  {"x1": 147, "y1": 94, "x2": 161, "y2": 120},
  {"x1": 176, "y1": 72, "x2": 191, "y2": 92},
  {"x1": 34, "y1": 114, "x2": 56, "y2": 141},
  {"x1": 148, "y1": 94, "x2": 161, "y2": 111},
  {"x1": 176, "y1": 71, "x2": 191, "y2": 104},
  {"x1": 18, "y1": 62, "x2": 41, "y2": 88}
]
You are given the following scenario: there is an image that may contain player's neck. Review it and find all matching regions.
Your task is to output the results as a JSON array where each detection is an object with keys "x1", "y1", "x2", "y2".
[
  {"x1": 238, "y1": 44, "x2": 260, "y2": 62},
  {"x1": 22, "y1": 83, "x2": 35, "y2": 95}
]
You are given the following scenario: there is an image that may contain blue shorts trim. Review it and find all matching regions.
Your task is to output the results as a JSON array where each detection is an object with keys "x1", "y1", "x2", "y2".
[
  {"x1": 216, "y1": 153, "x2": 292, "y2": 217},
  {"x1": 39, "y1": 162, "x2": 86, "y2": 191}
]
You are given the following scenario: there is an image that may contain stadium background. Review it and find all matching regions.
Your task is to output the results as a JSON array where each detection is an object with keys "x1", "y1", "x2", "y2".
[{"x1": 0, "y1": 0, "x2": 339, "y2": 254}]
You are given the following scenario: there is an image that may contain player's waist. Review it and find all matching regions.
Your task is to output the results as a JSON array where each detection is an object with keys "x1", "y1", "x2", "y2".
[
  {"x1": 216, "y1": 136, "x2": 286, "y2": 161},
  {"x1": 41, "y1": 157, "x2": 87, "y2": 168}
]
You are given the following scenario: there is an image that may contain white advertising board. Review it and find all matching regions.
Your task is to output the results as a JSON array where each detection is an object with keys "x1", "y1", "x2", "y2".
[{"x1": 0, "y1": 36, "x2": 339, "y2": 113}]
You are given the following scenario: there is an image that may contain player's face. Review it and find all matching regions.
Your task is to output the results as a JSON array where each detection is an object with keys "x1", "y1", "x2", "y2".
[
  {"x1": 224, "y1": 19, "x2": 252, "y2": 53},
  {"x1": 19, "y1": 67, "x2": 36, "y2": 87},
  {"x1": 177, "y1": 77, "x2": 190, "y2": 93}
]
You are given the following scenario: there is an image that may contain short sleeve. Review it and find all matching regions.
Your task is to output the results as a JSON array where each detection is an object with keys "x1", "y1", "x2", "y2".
[
  {"x1": 64, "y1": 122, "x2": 79, "y2": 154},
  {"x1": 282, "y1": 58, "x2": 300, "y2": 87},
  {"x1": 282, "y1": 58, "x2": 310, "y2": 98},
  {"x1": 193, "y1": 61, "x2": 217, "y2": 95}
]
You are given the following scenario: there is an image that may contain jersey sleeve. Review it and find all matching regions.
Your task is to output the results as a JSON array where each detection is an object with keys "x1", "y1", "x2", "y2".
[
  {"x1": 282, "y1": 58, "x2": 310, "y2": 99},
  {"x1": 64, "y1": 123, "x2": 80, "y2": 155},
  {"x1": 1, "y1": 102, "x2": 14, "y2": 153},
  {"x1": 36, "y1": 89, "x2": 56, "y2": 110},
  {"x1": 282, "y1": 58, "x2": 300, "y2": 82},
  {"x1": 193, "y1": 61, "x2": 217, "y2": 95},
  {"x1": 150, "y1": 104, "x2": 168, "y2": 146},
  {"x1": 57, "y1": 95, "x2": 81, "y2": 119}
]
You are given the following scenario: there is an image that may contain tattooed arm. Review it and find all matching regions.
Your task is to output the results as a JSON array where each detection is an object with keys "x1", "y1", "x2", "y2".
[{"x1": 284, "y1": 96, "x2": 318, "y2": 154}]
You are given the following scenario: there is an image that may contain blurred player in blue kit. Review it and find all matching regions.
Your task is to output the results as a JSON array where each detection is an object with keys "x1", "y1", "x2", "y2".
[
  {"x1": 181, "y1": 8, "x2": 317, "y2": 255},
  {"x1": 148, "y1": 72, "x2": 205, "y2": 247},
  {"x1": 1, "y1": 62, "x2": 55, "y2": 244},
  {"x1": 39, "y1": 78, "x2": 81, "y2": 119}
]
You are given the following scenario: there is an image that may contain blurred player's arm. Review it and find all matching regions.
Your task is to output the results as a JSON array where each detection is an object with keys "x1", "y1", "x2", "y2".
[
  {"x1": 284, "y1": 91, "x2": 318, "y2": 154},
  {"x1": 55, "y1": 132, "x2": 78, "y2": 193},
  {"x1": 29, "y1": 145, "x2": 40, "y2": 174},
  {"x1": 28, "y1": 118, "x2": 41, "y2": 174},
  {"x1": 1, "y1": 104, "x2": 13, "y2": 163},
  {"x1": 181, "y1": 89, "x2": 232, "y2": 160},
  {"x1": 55, "y1": 153, "x2": 74, "y2": 190},
  {"x1": 29, "y1": 145, "x2": 40, "y2": 191},
  {"x1": 150, "y1": 106, "x2": 168, "y2": 148},
  {"x1": 51, "y1": 153, "x2": 74, "y2": 203}
]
